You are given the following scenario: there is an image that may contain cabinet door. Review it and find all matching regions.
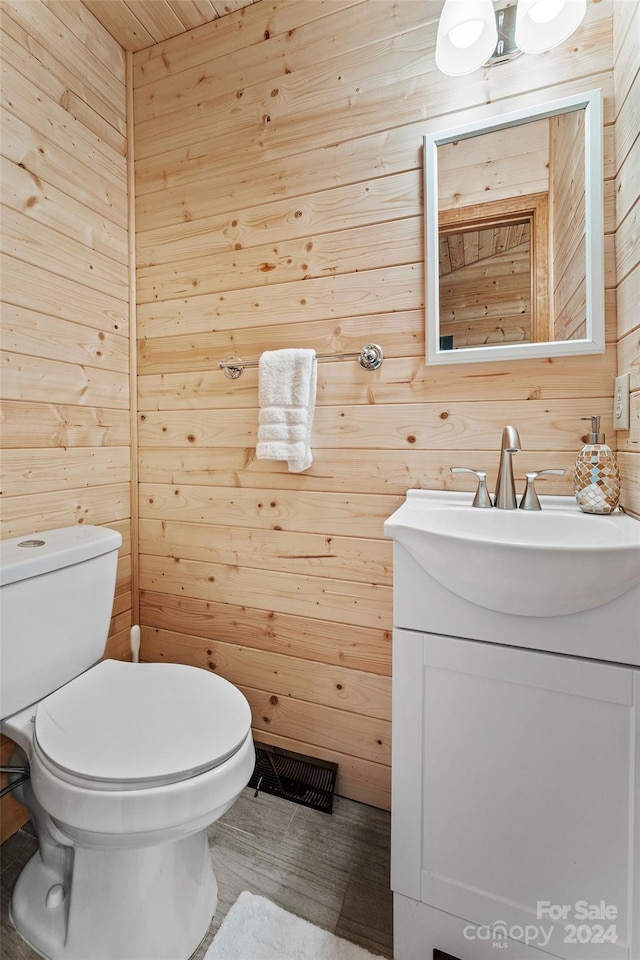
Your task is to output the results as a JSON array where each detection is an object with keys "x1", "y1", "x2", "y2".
[{"x1": 392, "y1": 629, "x2": 640, "y2": 960}]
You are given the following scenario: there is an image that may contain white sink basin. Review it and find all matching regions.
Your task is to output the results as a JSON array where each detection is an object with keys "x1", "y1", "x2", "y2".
[{"x1": 384, "y1": 490, "x2": 640, "y2": 617}]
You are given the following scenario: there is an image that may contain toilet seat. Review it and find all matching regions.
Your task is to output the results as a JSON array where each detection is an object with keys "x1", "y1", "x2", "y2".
[{"x1": 34, "y1": 659, "x2": 252, "y2": 791}]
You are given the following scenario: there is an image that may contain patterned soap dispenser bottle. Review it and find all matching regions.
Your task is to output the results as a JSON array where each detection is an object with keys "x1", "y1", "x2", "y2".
[{"x1": 573, "y1": 415, "x2": 620, "y2": 515}]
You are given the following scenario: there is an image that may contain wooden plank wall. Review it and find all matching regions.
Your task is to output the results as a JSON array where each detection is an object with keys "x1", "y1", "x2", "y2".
[
  {"x1": 437, "y1": 119, "x2": 549, "y2": 209},
  {"x1": 437, "y1": 119, "x2": 547, "y2": 348},
  {"x1": 440, "y1": 240, "x2": 533, "y2": 348},
  {"x1": 550, "y1": 110, "x2": 587, "y2": 341},
  {"x1": 614, "y1": 0, "x2": 640, "y2": 517},
  {"x1": 0, "y1": 0, "x2": 131, "y2": 839},
  {"x1": 134, "y1": 0, "x2": 622, "y2": 810}
]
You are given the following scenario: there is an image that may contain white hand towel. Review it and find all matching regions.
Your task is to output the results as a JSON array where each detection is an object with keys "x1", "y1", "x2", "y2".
[{"x1": 256, "y1": 349, "x2": 317, "y2": 473}]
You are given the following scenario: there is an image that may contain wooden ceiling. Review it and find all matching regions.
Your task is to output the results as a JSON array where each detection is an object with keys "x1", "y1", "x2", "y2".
[
  {"x1": 439, "y1": 222, "x2": 531, "y2": 277},
  {"x1": 81, "y1": 0, "x2": 261, "y2": 52}
]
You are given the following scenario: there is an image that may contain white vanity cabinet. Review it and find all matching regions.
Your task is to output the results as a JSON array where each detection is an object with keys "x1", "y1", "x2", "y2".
[
  {"x1": 392, "y1": 626, "x2": 639, "y2": 960},
  {"x1": 386, "y1": 496, "x2": 640, "y2": 960}
]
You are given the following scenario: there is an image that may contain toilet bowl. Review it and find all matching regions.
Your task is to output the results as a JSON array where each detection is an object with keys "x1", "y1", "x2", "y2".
[
  {"x1": 3, "y1": 660, "x2": 255, "y2": 960},
  {"x1": 0, "y1": 526, "x2": 255, "y2": 960}
]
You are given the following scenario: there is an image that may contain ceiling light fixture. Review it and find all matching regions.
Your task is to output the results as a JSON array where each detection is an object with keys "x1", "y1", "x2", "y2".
[{"x1": 435, "y1": 0, "x2": 587, "y2": 76}]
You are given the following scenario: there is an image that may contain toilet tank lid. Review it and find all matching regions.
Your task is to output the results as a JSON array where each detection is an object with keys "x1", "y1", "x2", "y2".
[{"x1": 0, "y1": 525, "x2": 122, "y2": 586}]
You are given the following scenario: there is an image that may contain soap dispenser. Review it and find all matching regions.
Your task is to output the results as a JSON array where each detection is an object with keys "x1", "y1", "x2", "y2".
[{"x1": 573, "y1": 415, "x2": 620, "y2": 514}]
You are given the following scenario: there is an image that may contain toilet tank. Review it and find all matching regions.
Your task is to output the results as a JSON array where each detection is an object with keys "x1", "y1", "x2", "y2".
[{"x1": 0, "y1": 525, "x2": 123, "y2": 719}]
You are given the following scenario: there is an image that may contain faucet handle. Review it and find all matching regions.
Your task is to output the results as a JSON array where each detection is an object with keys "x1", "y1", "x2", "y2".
[
  {"x1": 450, "y1": 467, "x2": 493, "y2": 508},
  {"x1": 519, "y1": 469, "x2": 566, "y2": 511}
]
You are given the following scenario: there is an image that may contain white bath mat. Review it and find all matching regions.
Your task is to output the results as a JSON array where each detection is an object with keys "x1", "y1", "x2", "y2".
[{"x1": 205, "y1": 890, "x2": 387, "y2": 960}]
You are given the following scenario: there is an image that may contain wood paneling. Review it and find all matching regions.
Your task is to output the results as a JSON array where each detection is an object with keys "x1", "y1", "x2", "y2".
[
  {"x1": 613, "y1": 1, "x2": 640, "y2": 517},
  {"x1": 82, "y1": 0, "x2": 261, "y2": 53},
  {"x1": 134, "y1": 0, "x2": 624, "y2": 809},
  {"x1": 139, "y1": 592, "x2": 391, "y2": 675},
  {"x1": 437, "y1": 119, "x2": 549, "y2": 211},
  {"x1": 2, "y1": 0, "x2": 630, "y2": 836},
  {"x1": 0, "y1": 1, "x2": 132, "y2": 832},
  {"x1": 139, "y1": 518, "x2": 391, "y2": 584},
  {"x1": 437, "y1": 191, "x2": 551, "y2": 348},
  {"x1": 141, "y1": 626, "x2": 391, "y2": 720},
  {"x1": 550, "y1": 109, "x2": 587, "y2": 340}
]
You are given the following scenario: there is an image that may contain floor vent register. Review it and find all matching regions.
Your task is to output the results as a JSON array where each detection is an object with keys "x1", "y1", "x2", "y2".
[{"x1": 248, "y1": 742, "x2": 337, "y2": 814}]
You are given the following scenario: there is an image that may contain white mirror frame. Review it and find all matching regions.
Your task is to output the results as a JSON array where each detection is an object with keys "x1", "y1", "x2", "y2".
[{"x1": 424, "y1": 88, "x2": 604, "y2": 365}]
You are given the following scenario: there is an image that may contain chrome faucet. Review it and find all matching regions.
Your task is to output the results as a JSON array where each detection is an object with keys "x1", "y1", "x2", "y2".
[
  {"x1": 494, "y1": 425, "x2": 521, "y2": 509},
  {"x1": 451, "y1": 427, "x2": 564, "y2": 510}
]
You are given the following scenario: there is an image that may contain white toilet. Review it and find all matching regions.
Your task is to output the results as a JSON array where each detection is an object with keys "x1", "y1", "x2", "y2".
[{"x1": 0, "y1": 524, "x2": 255, "y2": 960}]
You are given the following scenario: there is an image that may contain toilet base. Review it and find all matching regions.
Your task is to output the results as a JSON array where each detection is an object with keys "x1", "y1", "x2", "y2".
[{"x1": 10, "y1": 829, "x2": 218, "y2": 960}]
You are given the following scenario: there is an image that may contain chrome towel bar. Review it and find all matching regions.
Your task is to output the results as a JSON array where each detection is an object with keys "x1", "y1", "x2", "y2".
[{"x1": 217, "y1": 343, "x2": 383, "y2": 379}]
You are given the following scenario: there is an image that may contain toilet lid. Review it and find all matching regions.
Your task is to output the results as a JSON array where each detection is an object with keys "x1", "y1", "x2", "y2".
[{"x1": 34, "y1": 659, "x2": 252, "y2": 789}]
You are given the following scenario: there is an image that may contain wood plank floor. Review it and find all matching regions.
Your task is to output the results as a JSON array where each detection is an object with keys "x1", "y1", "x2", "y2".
[{"x1": 0, "y1": 789, "x2": 393, "y2": 959}]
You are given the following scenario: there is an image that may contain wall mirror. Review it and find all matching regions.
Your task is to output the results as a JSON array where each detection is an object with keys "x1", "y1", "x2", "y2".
[{"x1": 424, "y1": 89, "x2": 604, "y2": 365}]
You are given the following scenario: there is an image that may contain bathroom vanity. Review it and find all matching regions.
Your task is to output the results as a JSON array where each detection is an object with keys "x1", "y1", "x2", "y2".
[{"x1": 385, "y1": 491, "x2": 640, "y2": 960}]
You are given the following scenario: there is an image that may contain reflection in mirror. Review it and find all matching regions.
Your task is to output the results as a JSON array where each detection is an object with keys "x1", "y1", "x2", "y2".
[
  {"x1": 424, "y1": 90, "x2": 604, "y2": 365},
  {"x1": 438, "y1": 193, "x2": 549, "y2": 349}
]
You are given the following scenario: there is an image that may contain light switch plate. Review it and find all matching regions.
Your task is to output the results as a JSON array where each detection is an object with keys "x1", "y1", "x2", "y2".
[{"x1": 613, "y1": 372, "x2": 630, "y2": 431}]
